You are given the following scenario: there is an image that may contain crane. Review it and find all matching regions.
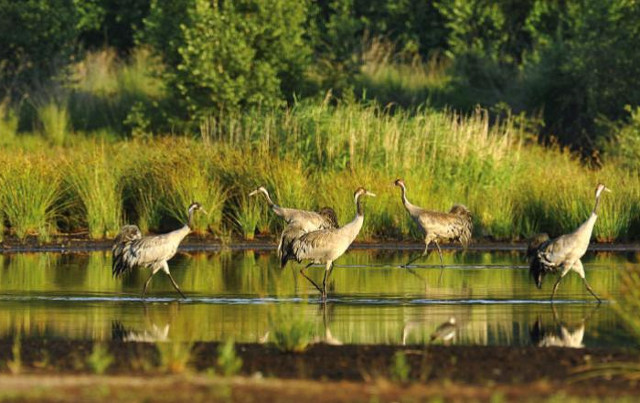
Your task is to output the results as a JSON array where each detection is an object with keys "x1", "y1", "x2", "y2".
[
  {"x1": 112, "y1": 202, "x2": 204, "y2": 299},
  {"x1": 528, "y1": 183, "x2": 611, "y2": 302},
  {"x1": 285, "y1": 187, "x2": 375, "y2": 299},
  {"x1": 249, "y1": 186, "x2": 338, "y2": 268},
  {"x1": 394, "y1": 179, "x2": 473, "y2": 277}
]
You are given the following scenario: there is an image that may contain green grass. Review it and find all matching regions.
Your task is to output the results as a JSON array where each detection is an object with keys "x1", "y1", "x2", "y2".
[
  {"x1": 0, "y1": 155, "x2": 62, "y2": 240},
  {"x1": 36, "y1": 101, "x2": 70, "y2": 146},
  {"x1": 65, "y1": 146, "x2": 123, "y2": 238},
  {"x1": 0, "y1": 48, "x2": 638, "y2": 243}
]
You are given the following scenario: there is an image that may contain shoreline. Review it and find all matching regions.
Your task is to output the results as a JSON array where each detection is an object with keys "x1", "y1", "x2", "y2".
[
  {"x1": 0, "y1": 340, "x2": 638, "y2": 399},
  {"x1": 1, "y1": 235, "x2": 640, "y2": 254}
]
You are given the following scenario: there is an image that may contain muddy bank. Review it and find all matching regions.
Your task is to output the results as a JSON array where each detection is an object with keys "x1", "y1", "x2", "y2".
[
  {"x1": 2, "y1": 234, "x2": 640, "y2": 253},
  {"x1": 1, "y1": 339, "x2": 639, "y2": 394}
]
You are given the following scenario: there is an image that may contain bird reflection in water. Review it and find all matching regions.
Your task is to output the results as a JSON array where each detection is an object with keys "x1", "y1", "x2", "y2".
[{"x1": 530, "y1": 304, "x2": 600, "y2": 348}]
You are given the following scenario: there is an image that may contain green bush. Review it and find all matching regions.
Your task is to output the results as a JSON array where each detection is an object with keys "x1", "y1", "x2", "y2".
[{"x1": 143, "y1": 0, "x2": 312, "y2": 125}]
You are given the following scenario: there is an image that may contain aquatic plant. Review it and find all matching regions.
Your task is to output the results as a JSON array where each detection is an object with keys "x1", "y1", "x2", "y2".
[
  {"x1": 87, "y1": 343, "x2": 114, "y2": 375},
  {"x1": 7, "y1": 334, "x2": 21, "y2": 374},
  {"x1": 269, "y1": 308, "x2": 314, "y2": 353},
  {"x1": 157, "y1": 341, "x2": 193, "y2": 374},
  {"x1": 216, "y1": 339, "x2": 243, "y2": 376},
  {"x1": 390, "y1": 351, "x2": 410, "y2": 383}
]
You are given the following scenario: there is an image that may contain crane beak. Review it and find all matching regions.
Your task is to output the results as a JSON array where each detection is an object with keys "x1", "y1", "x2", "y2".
[
  {"x1": 201, "y1": 207, "x2": 209, "y2": 216},
  {"x1": 249, "y1": 190, "x2": 259, "y2": 197},
  {"x1": 604, "y1": 187, "x2": 612, "y2": 193},
  {"x1": 365, "y1": 191, "x2": 376, "y2": 197}
]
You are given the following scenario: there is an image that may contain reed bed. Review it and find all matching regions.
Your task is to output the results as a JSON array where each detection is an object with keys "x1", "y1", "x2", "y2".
[{"x1": 0, "y1": 101, "x2": 637, "y2": 243}]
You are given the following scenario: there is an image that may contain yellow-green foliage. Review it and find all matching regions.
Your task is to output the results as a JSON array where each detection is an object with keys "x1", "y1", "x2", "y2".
[
  {"x1": 0, "y1": 154, "x2": 62, "y2": 240},
  {"x1": 37, "y1": 101, "x2": 70, "y2": 146},
  {"x1": 157, "y1": 341, "x2": 193, "y2": 374},
  {"x1": 65, "y1": 146, "x2": 123, "y2": 238},
  {"x1": 0, "y1": 101, "x2": 637, "y2": 242},
  {"x1": 216, "y1": 339, "x2": 243, "y2": 376}
]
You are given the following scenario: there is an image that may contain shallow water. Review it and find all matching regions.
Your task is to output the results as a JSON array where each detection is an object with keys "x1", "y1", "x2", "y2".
[{"x1": 0, "y1": 248, "x2": 636, "y2": 347}]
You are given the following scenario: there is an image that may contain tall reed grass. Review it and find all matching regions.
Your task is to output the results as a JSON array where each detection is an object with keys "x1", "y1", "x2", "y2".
[
  {"x1": 0, "y1": 154, "x2": 62, "y2": 240},
  {"x1": 0, "y1": 47, "x2": 638, "y2": 243},
  {"x1": 64, "y1": 146, "x2": 123, "y2": 238}
]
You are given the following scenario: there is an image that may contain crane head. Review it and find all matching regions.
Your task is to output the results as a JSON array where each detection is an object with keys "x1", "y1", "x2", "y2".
[
  {"x1": 249, "y1": 186, "x2": 268, "y2": 197},
  {"x1": 394, "y1": 178, "x2": 405, "y2": 188},
  {"x1": 354, "y1": 187, "x2": 376, "y2": 199},
  {"x1": 595, "y1": 183, "x2": 611, "y2": 198},
  {"x1": 188, "y1": 202, "x2": 204, "y2": 214}
]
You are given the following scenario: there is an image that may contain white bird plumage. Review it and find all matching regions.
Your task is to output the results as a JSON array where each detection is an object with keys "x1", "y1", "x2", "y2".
[
  {"x1": 112, "y1": 202, "x2": 204, "y2": 298},
  {"x1": 528, "y1": 183, "x2": 611, "y2": 302},
  {"x1": 249, "y1": 186, "x2": 339, "y2": 268},
  {"x1": 394, "y1": 179, "x2": 473, "y2": 276},
  {"x1": 286, "y1": 187, "x2": 375, "y2": 299}
]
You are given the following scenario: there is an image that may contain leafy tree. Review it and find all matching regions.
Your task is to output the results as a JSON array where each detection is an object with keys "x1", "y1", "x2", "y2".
[
  {"x1": 142, "y1": 0, "x2": 311, "y2": 124},
  {"x1": 0, "y1": 0, "x2": 79, "y2": 99},
  {"x1": 523, "y1": 0, "x2": 640, "y2": 147}
]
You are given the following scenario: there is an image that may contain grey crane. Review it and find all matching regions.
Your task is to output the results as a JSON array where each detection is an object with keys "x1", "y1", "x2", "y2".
[
  {"x1": 394, "y1": 179, "x2": 473, "y2": 274},
  {"x1": 528, "y1": 183, "x2": 611, "y2": 302},
  {"x1": 112, "y1": 202, "x2": 204, "y2": 299},
  {"x1": 249, "y1": 186, "x2": 339, "y2": 268},
  {"x1": 284, "y1": 187, "x2": 375, "y2": 300}
]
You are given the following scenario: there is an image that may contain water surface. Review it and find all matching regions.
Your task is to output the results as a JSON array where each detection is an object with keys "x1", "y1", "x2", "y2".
[{"x1": 0, "y1": 248, "x2": 634, "y2": 347}]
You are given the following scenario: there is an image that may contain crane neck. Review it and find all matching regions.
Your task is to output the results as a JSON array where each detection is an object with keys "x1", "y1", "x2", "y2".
[
  {"x1": 355, "y1": 193, "x2": 364, "y2": 217},
  {"x1": 187, "y1": 208, "x2": 196, "y2": 229},
  {"x1": 592, "y1": 194, "x2": 601, "y2": 216},
  {"x1": 399, "y1": 184, "x2": 413, "y2": 210},
  {"x1": 260, "y1": 188, "x2": 276, "y2": 208}
]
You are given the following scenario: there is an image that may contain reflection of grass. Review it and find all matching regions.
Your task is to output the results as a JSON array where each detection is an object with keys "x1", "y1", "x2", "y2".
[
  {"x1": 268, "y1": 306, "x2": 314, "y2": 353},
  {"x1": 572, "y1": 265, "x2": 640, "y2": 381}
]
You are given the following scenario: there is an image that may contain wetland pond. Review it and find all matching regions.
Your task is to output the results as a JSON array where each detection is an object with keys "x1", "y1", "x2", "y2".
[{"x1": 0, "y1": 247, "x2": 635, "y2": 348}]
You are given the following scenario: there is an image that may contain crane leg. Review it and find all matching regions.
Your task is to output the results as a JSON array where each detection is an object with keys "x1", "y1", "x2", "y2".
[
  {"x1": 582, "y1": 278, "x2": 602, "y2": 303},
  {"x1": 322, "y1": 262, "x2": 334, "y2": 300},
  {"x1": 550, "y1": 275, "x2": 564, "y2": 301},
  {"x1": 435, "y1": 242, "x2": 445, "y2": 283},
  {"x1": 300, "y1": 263, "x2": 323, "y2": 295},
  {"x1": 403, "y1": 241, "x2": 431, "y2": 268},
  {"x1": 167, "y1": 272, "x2": 187, "y2": 299},
  {"x1": 142, "y1": 272, "x2": 155, "y2": 298}
]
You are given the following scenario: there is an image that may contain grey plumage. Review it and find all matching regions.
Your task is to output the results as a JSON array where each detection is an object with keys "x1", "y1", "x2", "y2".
[
  {"x1": 249, "y1": 186, "x2": 339, "y2": 268},
  {"x1": 528, "y1": 184, "x2": 611, "y2": 302},
  {"x1": 111, "y1": 202, "x2": 204, "y2": 298},
  {"x1": 286, "y1": 187, "x2": 375, "y2": 299},
  {"x1": 394, "y1": 179, "x2": 473, "y2": 273}
]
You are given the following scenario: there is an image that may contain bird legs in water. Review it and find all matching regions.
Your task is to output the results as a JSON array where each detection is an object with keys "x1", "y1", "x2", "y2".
[
  {"x1": 300, "y1": 262, "x2": 334, "y2": 300},
  {"x1": 550, "y1": 260, "x2": 601, "y2": 303},
  {"x1": 142, "y1": 263, "x2": 187, "y2": 299},
  {"x1": 402, "y1": 241, "x2": 446, "y2": 281}
]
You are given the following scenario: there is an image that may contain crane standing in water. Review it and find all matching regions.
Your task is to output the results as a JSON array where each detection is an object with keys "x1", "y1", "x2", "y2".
[
  {"x1": 528, "y1": 183, "x2": 611, "y2": 302},
  {"x1": 249, "y1": 186, "x2": 338, "y2": 268},
  {"x1": 285, "y1": 187, "x2": 375, "y2": 300},
  {"x1": 112, "y1": 202, "x2": 205, "y2": 299},
  {"x1": 394, "y1": 179, "x2": 473, "y2": 278}
]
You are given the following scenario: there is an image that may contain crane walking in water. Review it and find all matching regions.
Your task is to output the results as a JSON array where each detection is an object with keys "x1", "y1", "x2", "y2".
[
  {"x1": 112, "y1": 202, "x2": 205, "y2": 299},
  {"x1": 528, "y1": 183, "x2": 611, "y2": 302},
  {"x1": 394, "y1": 179, "x2": 472, "y2": 278},
  {"x1": 285, "y1": 187, "x2": 375, "y2": 300},
  {"x1": 249, "y1": 186, "x2": 338, "y2": 268}
]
